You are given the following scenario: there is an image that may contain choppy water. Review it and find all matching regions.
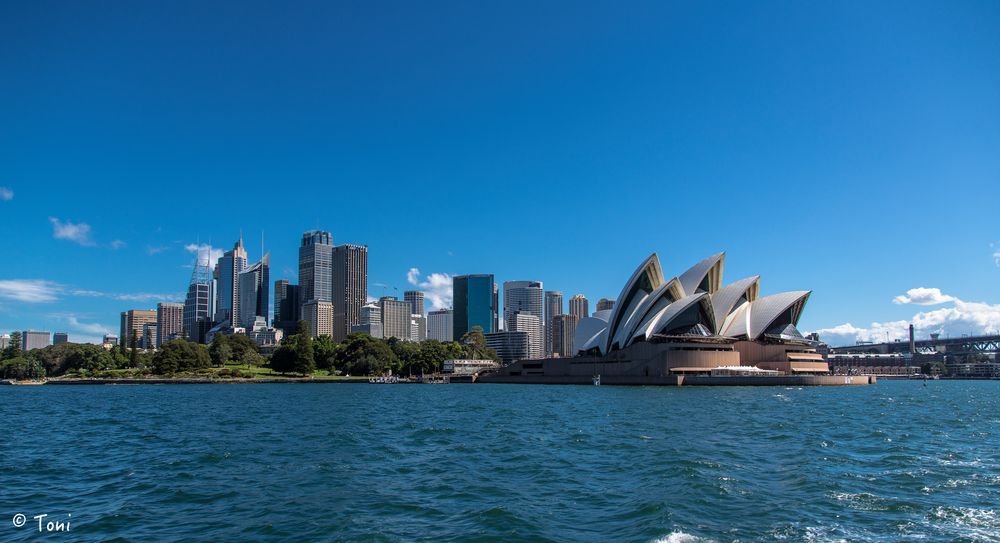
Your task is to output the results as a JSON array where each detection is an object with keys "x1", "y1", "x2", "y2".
[{"x1": 2, "y1": 380, "x2": 999, "y2": 542}]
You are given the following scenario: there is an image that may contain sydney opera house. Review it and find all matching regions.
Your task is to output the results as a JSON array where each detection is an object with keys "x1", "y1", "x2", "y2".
[{"x1": 482, "y1": 252, "x2": 873, "y2": 386}]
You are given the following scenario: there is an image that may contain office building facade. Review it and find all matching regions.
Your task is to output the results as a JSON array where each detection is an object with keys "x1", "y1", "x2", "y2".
[
  {"x1": 427, "y1": 309, "x2": 453, "y2": 342},
  {"x1": 596, "y1": 298, "x2": 615, "y2": 312},
  {"x1": 544, "y1": 290, "x2": 564, "y2": 356},
  {"x1": 238, "y1": 253, "x2": 270, "y2": 328},
  {"x1": 379, "y1": 296, "x2": 411, "y2": 340},
  {"x1": 453, "y1": 274, "x2": 498, "y2": 340},
  {"x1": 299, "y1": 231, "x2": 333, "y2": 314},
  {"x1": 404, "y1": 290, "x2": 424, "y2": 317},
  {"x1": 273, "y1": 280, "x2": 300, "y2": 333},
  {"x1": 157, "y1": 302, "x2": 184, "y2": 347},
  {"x1": 302, "y1": 300, "x2": 333, "y2": 338},
  {"x1": 21, "y1": 330, "x2": 51, "y2": 351},
  {"x1": 332, "y1": 244, "x2": 368, "y2": 342},
  {"x1": 183, "y1": 249, "x2": 215, "y2": 343},
  {"x1": 214, "y1": 237, "x2": 248, "y2": 326},
  {"x1": 552, "y1": 314, "x2": 580, "y2": 357},
  {"x1": 53, "y1": 332, "x2": 69, "y2": 345},
  {"x1": 508, "y1": 312, "x2": 543, "y2": 359},
  {"x1": 120, "y1": 309, "x2": 157, "y2": 348},
  {"x1": 485, "y1": 331, "x2": 529, "y2": 365}
]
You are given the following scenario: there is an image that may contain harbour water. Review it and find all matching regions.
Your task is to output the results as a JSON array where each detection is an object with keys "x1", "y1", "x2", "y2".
[{"x1": 2, "y1": 380, "x2": 998, "y2": 542}]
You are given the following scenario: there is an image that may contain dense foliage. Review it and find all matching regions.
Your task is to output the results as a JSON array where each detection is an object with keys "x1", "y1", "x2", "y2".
[
  {"x1": 152, "y1": 340, "x2": 212, "y2": 374},
  {"x1": 0, "y1": 356, "x2": 45, "y2": 380}
]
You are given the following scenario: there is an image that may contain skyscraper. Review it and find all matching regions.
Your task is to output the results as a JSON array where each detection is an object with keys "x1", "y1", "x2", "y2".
[
  {"x1": 508, "y1": 312, "x2": 543, "y2": 359},
  {"x1": 410, "y1": 314, "x2": 426, "y2": 342},
  {"x1": 214, "y1": 237, "x2": 248, "y2": 326},
  {"x1": 120, "y1": 309, "x2": 157, "y2": 348},
  {"x1": 299, "y1": 230, "x2": 333, "y2": 314},
  {"x1": 453, "y1": 274, "x2": 498, "y2": 340},
  {"x1": 53, "y1": 332, "x2": 69, "y2": 345},
  {"x1": 21, "y1": 330, "x2": 51, "y2": 351},
  {"x1": 404, "y1": 290, "x2": 424, "y2": 317},
  {"x1": 238, "y1": 253, "x2": 270, "y2": 328},
  {"x1": 569, "y1": 294, "x2": 589, "y2": 320},
  {"x1": 544, "y1": 290, "x2": 564, "y2": 356},
  {"x1": 183, "y1": 248, "x2": 215, "y2": 343},
  {"x1": 552, "y1": 314, "x2": 580, "y2": 357},
  {"x1": 503, "y1": 281, "x2": 544, "y2": 357},
  {"x1": 427, "y1": 309, "x2": 453, "y2": 342},
  {"x1": 273, "y1": 280, "x2": 300, "y2": 333},
  {"x1": 352, "y1": 303, "x2": 383, "y2": 339},
  {"x1": 379, "y1": 296, "x2": 411, "y2": 340},
  {"x1": 596, "y1": 298, "x2": 615, "y2": 312},
  {"x1": 143, "y1": 322, "x2": 159, "y2": 350},
  {"x1": 332, "y1": 244, "x2": 368, "y2": 342},
  {"x1": 485, "y1": 331, "x2": 529, "y2": 365},
  {"x1": 302, "y1": 300, "x2": 333, "y2": 338},
  {"x1": 157, "y1": 302, "x2": 184, "y2": 347}
]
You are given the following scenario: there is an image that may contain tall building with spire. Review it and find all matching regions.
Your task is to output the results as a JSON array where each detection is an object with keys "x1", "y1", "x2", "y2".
[
  {"x1": 332, "y1": 243, "x2": 368, "y2": 342},
  {"x1": 239, "y1": 253, "x2": 270, "y2": 328},
  {"x1": 183, "y1": 247, "x2": 215, "y2": 343},
  {"x1": 214, "y1": 236, "x2": 248, "y2": 326}
]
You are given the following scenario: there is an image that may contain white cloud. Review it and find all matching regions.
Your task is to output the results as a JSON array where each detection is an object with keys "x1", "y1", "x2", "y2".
[
  {"x1": 0, "y1": 187, "x2": 12, "y2": 201},
  {"x1": 184, "y1": 243, "x2": 223, "y2": 268},
  {"x1": 114, "y1": 292, "x2": 181, "y2": 303},
  {"x1": 813, "y1": 289, "x2": 1000, "y2": 346},
  {"x1": 146, "y1": 245, "x2": 168, "y2": 255},
  {"x1": 110, "y1": 239, "x2": 127, "y2": 250},
  {"x1": 49, "y1": 217, "x2": 95, "y2": 246},
  {"x1": 994, "y1": 249, "x2": 1000, "y2": 267},
  {"x1": 406, "y1": 267, "x2": 453, "y2": 310},
  {"x1": 893, "y1": 287, "x2": 955, "y2": 306},
  {"x1": 0, "y1": 279, "x2": 61, "y2": 303}
]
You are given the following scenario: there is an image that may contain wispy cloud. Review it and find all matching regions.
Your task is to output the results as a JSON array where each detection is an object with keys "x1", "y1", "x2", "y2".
[
  {"x1": 49, "y1": 313, "x2": 113, "y2": 336},
  {"x1": 892, "y1": 287, "x2": 955, "y2": 306},
  {"x1": 813, "y1": 288, "x2": 1000, "y2": 346},
  {"x1": 110, "y1": 239, "x2": 127, "y2": 250},
  {"x1": 49, "y1": 217, "x2": 95, "y2": 246},
  {"x1": 0, "y1": 279, "x2": 61, "y2": 303},
  {"x1": 114, "y1": 292, "x2": 181, "y2": 303},
  {"x1": 0, "y1": 187, "x2": 12, "y2": 201},
  {"x1": 146, "y1": 245, "x2": 168, "y2": 255},
  {"x1": 184, "y1": 243, "x2": 223, "y2": 268},
  {"x1": 406, "y1": 267, "x2": 453, "y2": 310}
]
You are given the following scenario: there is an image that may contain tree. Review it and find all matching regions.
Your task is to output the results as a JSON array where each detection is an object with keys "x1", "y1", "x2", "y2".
[
  {"x1": 28, "y1": 343, "x2": 112, "y2": 376},
  {"x1": 2, "y1": 331, "x2": 22, "y2": 360},
  {"x1": 241, "y1": 348, "x2": 263, "y2": 368},
  {"x1": 270, "y1": 345, "x2": 296, "y2": 374},
  {"x1": 335, "y1": 333, "x2": 398, "y2": 375},
  {"x1": 128, "y1": 333, "x2": 138, "y2": 368},
  {"x1": 227, "y1": 334, "x2": 258, "y2": 361},
  {"x1": 392, "y1": 340, "x2": 421, "y2": 375},
  {"x1": 294, "y1": 333, "x2": 315, "y2": 375},
  {"x1": 313, "y1": 335, "x2": 338, "y2": 371},
  {"x1": 152, "y1": 340, "x2": 211, "y2": 374},
  {"x1": 460, "y1": 326, "x2": 498, "y2": 361},
  {"x1": 209, "y1": 334, "x2": 233, "y2": 366},
  {"x1": 0, "y1": 356, "x2": 45, "y2": 380}
]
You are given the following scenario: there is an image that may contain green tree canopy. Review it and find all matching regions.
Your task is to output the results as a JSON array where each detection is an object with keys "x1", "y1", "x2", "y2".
[
  {"x1": 0, "y1": 356, "x2": 45, "y2": 380},
  {"x1": 152, "y1": 339, "x2": 211, "y2": 374}
]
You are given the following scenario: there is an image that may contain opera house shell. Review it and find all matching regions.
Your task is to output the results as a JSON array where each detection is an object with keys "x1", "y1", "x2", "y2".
[{"x1": 483, "y1": 252, "x2": 839, "y2": 385}]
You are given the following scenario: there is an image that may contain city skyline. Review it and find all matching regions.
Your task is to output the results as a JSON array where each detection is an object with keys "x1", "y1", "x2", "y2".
[{"x1": 1, "y1": 2, "x2": 999, "y2": 345}]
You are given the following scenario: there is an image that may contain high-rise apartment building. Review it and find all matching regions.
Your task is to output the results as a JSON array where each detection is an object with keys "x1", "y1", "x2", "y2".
[
  {"x1": 214, "y1": 237, "x2": 248, "y2": 326},
  {"x1": 453, "y1": 274, "x2": 498, "y2": 340},
  {"x1": 238, "y1": 253, "x2": 270, "y2": 328},
  {"x1": 379, "y1": 296, "x2": 411, "y2": 340},
  {"x1": 273, "y1": 280, "x2": 300, "y2": 333},
  {"x1": 21, "y1": 330, "x2": 51, "y2": 351},
  {"x1": 404, "y1": 290, "x2": 424, "y2": 317},
  {"x1": 427, "y1": 309, "x2": 453, "y2": 342},
  {"x1": 332, "y1": 244, "x2": 368, "y2": 342},
  {"x1": 120, "y1": 309, "x2": 157, "y2": 348},
  {"x1": 552, "y1": 314, "x2": 580, "y2": 357},
  {"x1": 53, "y1": 332, "x2": 69, "y2": 345},
  {"x1": 302, "y1": 300, "x2": 333, "y2": 338},
  {"x1": 503, "y1": 281, "x2": 544, "y2": 357},
  {"x1": 508, "y1": 312, "x2": 543, "y2": 359},
  {"x1": 569, "y1": 294, "x2": 589, "y2": 320},
  {"x1": 299, "y1": 231, "x2": 333, "y2": 314},
  {"x1": 544, "y1": 290, "x2": 564, "y2": 356},
  {"x1": 596, "y1": 298, "x2": 615, "y2": 312},
  {"x1": 157, "y1": 302, "x2": 184, "y2": 347}
]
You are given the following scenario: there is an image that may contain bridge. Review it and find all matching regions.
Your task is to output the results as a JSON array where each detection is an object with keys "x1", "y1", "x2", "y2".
[{"x1": 831, "y1": 334, "x2": 1000, "y2": 356}]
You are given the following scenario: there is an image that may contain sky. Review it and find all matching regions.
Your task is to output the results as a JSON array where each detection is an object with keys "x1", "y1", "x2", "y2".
[{"x1": 1, "y1": 0, "x2": 999, "y2": 346}]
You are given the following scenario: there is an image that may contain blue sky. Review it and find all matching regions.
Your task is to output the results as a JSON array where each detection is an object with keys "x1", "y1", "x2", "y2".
[{"x1": 1, "y1": 0, "x2": 999, "y2": 345}]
